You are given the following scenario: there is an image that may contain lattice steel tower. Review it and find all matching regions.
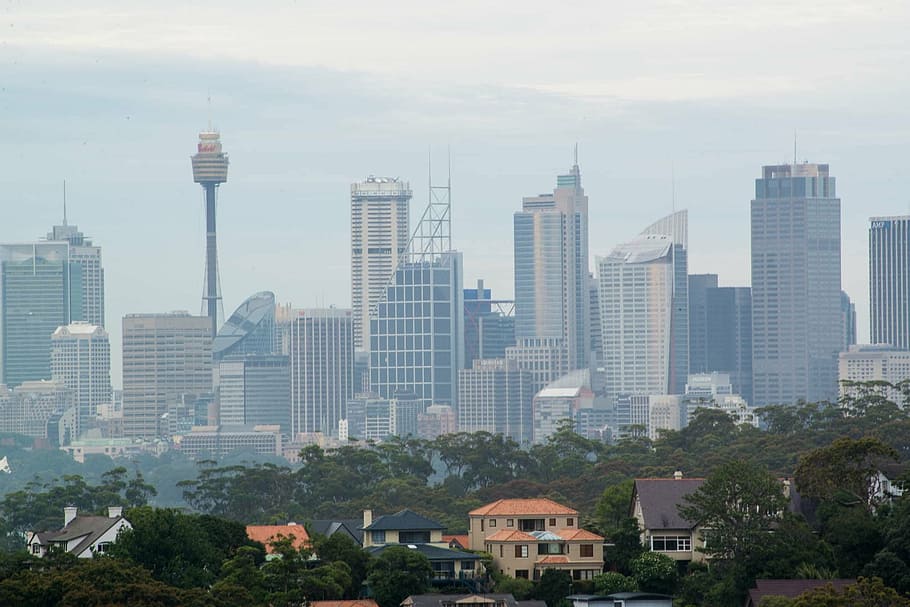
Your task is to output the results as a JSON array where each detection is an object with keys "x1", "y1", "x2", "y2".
[{"x1": 191, "y1": 131, "x2": 229, "y2": 338}]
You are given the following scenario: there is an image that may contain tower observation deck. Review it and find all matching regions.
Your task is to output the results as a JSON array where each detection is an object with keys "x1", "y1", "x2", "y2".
[{"x1": 191, "y1": 131, "x2": 229, "y2": 338}]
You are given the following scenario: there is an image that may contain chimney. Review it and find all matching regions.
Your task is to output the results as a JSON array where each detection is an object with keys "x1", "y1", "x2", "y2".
[
  {"x1": 64, "y1": 506, "x2": 78, "y2": 527},
  {"x1": 363, "y1": 509, "x2": 373, "y2": 528},
  {"x1": 108, "y1": 506, "x2": 123, "y2": 519},
  {"x1": 673, "y1": 470, "x2": 683, "y2": 480}
]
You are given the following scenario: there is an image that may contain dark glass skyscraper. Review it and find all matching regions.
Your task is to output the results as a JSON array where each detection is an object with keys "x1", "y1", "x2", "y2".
[
  {"x1": 870, "y1": 216, "x2": 910, "y2": 350},
  {"x1": 688, "y1": 274, "x2": 719, "y2": 375},
  {"x1": 705, "y1": 287, "x2": 753, "y2": 404},
  {"x1": 463, "y1": 279, "x2": 515, "y2": 369},
  {"x1": 751, "y1": 163, "x2": 841, "y2": 406}
]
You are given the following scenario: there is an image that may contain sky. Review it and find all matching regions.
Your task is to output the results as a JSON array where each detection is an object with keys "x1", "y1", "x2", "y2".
[{"x1": 2, "y1": 1, "x2": 910, "y2": 387}]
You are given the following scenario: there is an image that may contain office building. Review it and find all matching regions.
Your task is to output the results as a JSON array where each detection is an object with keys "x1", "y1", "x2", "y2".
[
  {"x1": 751, "y1": 163, "x2": 841, "y2": 406},
  {"x1": 417, "y1": 404, "x2": 456, "y2": 439},
  {"x1": 513, "y1": 159, "x2": 589, "y2": 377},
  {"x1": 0, "y1": 379, "x2": 74, "y2": 441},
  {"x1": 589, "y1": 275, "x2": 603, "y2": 368},
  {"x1": 191, "y1": 130, "x2": 230, "y2": 338},
  {"x1": 289, "y1": 308, "x2": 353, "y2": 436},
  {"x1": 213, "y1": 291, "x2": 277, "y2": 361},
  {"x1": 47, "y1": 220, "x2": 105, "y2": 328},
  {"x1": 839, "y1": 345, "x2": 910, "y2": 405},
  {"x1": 177, "y1": 425, "x2": 282, "y2": 459},
  {"x1": 532, "y1": 369, "x2": 593, "y2": 443},
  {"x1": 218, "y1": 355, "x2": 290, "y2": 431},
  {"x1": 457, "y1": 358, "x2": 533, "y2": 444},
  {"x1": 342, "y1": 392, "x2": 421, "y2": 442},
  {"x1": 841, "y1": 291, "x2": 857, "y2": 351},
  {"x1": 505, "y1": 338, "x2": 564, "y2": 396},
  {"x1": 122, "y1": 312, "x2": 212, "y2": 438},
  {"x1": 51, "y1": 322, "x2": 111, "y2": 437},
  {"x1": 704, "y1": 286, "x2": 753, "y2": 404},
  {"x1": 869, "y1": 216, "x2": 910, "y2": 350},
  {"x1": 597, "y1": 210, "x2": 689, "y2": 404},
  {"x1": 463, "y1": 280, "x2": 515, "y2": 369},
  {"x1": 351, "y1": 177, "x2": 411, "y2": 353},
  {"x1": 688, "y1": 274, "x2": 718, "y2": 374}
]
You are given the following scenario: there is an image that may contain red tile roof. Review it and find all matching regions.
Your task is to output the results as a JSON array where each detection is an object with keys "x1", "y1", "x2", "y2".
[
  {"x1": 485, "y1": 530, "x2": 539, "y2": 542},
  {"x1": 443, "y1": 534, "x2": 470, "y2": 549},
  {"x1": 246, "y1": 524, "x2": 310, "y2": 554},
  {"x1": 537, "y1": 555, "x2": 569, "y2": 564},
  {"x1": 469, "y1": 498, "x2": 578, "y2": 516},
  {"x1": 557, "y1": 528, "x2": 603, "y2": 541}
]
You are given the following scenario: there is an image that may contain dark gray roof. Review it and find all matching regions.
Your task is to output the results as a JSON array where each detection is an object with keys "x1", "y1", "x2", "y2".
[
  {"x1": 633, "y1": 478, "x2": 705, "y2": 530},
  {"x1": 40, "y1": 515, "x2": 123, "y2": 556},
  {"x1": 746, "y1": 579, "x2": 856, "y2": 606},
  {"x1": 363, "y1": 509, "x2": 444, "y2": 531},
  {"x1": 405, "y1": 594, "x2": 534, "y2": 607},
  {"x1": 310, "y1": 519, "x2": 364, "y2": 545},
  {"x1": 366, "y1": 543, "x2": 480, "y2": 562}
]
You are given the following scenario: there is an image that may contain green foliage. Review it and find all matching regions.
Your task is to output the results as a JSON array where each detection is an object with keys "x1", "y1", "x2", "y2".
[
  {"x1": 535, "y1": 569, "x2": 573, "y2": 607},
  {"x1": 367, "y1": 546, "x2": 432, "y2": 607},
  {"x1": 791, "y1": 576, "x2": 910, "y2": 607},
  {"x1": 592, "y1": 571, "x2": 638, "y2": 594},
  {"x1": 795, "y1": 437, "x2": 898, "y2": 510},
  {"x1": 629, "y1": 551, "x2": 677, "y2": 595},
  {"x1": 603, "y1": 517, "x2": 644, "y2": 574},
  {"x1": 492, "y1": 573, "x2": 535, "y2": 600},
  {"x1": 311, "y1": 531, "x2": 371, "y2": 598},
  {"x1": 595, "y1": 480, "x2": 634, "y2": 536}
]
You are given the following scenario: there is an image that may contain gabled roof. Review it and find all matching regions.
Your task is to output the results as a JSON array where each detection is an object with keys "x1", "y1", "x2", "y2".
[
  {"x1": 246, "y1": 524, "x2": 310, "y2": 553},
  {"x1": 632, "y1": 478, "x2": 705, "y2": 530},
  {"x1": 310, "y1": 519, "x2": 364, "y2": 545},
  {"x1": 36, "y1": 515, "x2": 126, "y2": 557},
  {"x1": 485, "y1": 530, "x2": 539, "y2": 542},
  {"x1": 470, "y1": 498, "x2": 578, "y2": 517},
  {"x1": 556, "y1": 528, "x2": 604, "y2": 541},
  {"x1": 746, "y1": 579, "x2": 856, "y2": 606},
  {"x1": 365, "y1": 543, "x2": 481, "y2": 562},
  {"x1": 363, "y1": 509, "x2": 444, "y2": 531},
  {"x1": 443, "y1": 534, "x2": 469, "y2": 549}
]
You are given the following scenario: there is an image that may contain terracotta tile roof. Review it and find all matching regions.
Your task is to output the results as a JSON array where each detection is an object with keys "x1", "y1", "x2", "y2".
[
  {"x1": 310, "y1": 601, "x2": 379, "y2": 607},
  {"x1": 484, "y1": 529, "x2": 539, "y2": 542},
  {"x1": 557, "y1": 528, "x2": 603, "y2": 541},
  {"x1": 537, "y1": 555, "x2": 570, "y2": 564},
  {"x1": 246, "y1": 524, "x2": 310, "y2": 553},
  {"x1": 469, "y1": 498, "x2": 578, "y2": 516},
  {"x1": 443, "y1": 534, "x2": 470, "y2": 549}
]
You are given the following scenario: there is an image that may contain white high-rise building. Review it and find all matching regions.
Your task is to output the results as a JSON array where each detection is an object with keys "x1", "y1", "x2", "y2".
[
  {"x1": 870, "y1": 216, "x2": 910, "y2": 350},
  {"x1": 47, "y1": 222, "x2": 105, "y2": 328},
  {"x1": 289, "y1": 308, "x2": 354, "y2": 436},
  {"x1": 351, "y1": 177, "x2": 411, "y2": 354},
  {"x1": 839, "y1": 345, "x2": 910, "y2": 405},
  {"x1": 51, "y1": 322, "x2": 111, "y2": 437}
]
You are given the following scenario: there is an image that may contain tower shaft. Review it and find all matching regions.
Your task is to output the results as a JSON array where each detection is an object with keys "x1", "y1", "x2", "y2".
[{"x1": 204, "y1": 183, "x2": 220, "y2": 338}]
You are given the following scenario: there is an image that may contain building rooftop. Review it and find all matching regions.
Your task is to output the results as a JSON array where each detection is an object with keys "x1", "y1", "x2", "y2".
[
  {"x1": 246, "y1": 523, "x2": 310, "y2": 553},
  {"x1": 632, "y1": 478, "x2": 705, "y2": 530},
  {"x1": 363, "y1": 509, "x2": 444, "y2": 531},
  {"x1": 745, "y1": 579, "x2": 856, "y2": 606},
  {"x1": 470, "y1": 498, "x2": 578, "y2": 517}
]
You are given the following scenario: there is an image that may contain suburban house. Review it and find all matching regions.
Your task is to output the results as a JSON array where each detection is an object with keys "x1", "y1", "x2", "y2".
[
  {"x1": 246, "y1": 522, "x2": 310, "y2": 555},
  {"x1": 743, "y1": 579, "x2": 856, "y2": 607},
  {"x1": 402, "y1": 593, "x2": 546, "y2": 607},
  {"x1": 26, "y1": 506, "x2": 131, "y2": 558},
  {"x1": 310, "y1": 519, "x2": 364, "y2": 545},
  {"x1": 362, "y1": 509, "x2": 481, "y2": 581},
  {"x1": 630, "y1": 475, "x2": 706, "y2": 563},
  {"x1": 469, "y1": 498, "x2": 604, "y2": 581}
]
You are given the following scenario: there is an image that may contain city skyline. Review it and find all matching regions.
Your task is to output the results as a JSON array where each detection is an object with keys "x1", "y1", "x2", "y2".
[{"x1": 4, "y1": 2, "x2": 910, "y2": 388}]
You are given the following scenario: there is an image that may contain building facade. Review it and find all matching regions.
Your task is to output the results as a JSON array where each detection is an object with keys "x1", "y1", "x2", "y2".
[
  {"x1": 51, "y1": 323, "x2": 111, "y2": 437},
  {"x1": 457, "y1": 358, "x2": 533, "y2": 444},
  {"x1": 289, "y1": 308, "x2": 354, "y2": 436},
  {"x1": 839, "y1": 345, "x2": 910, "y2": 405},
  {"x1": 751, "y1": 163, "x2": 842, "y2": 406},
  {"x1": 704, "y1": 286, "x2": 753, "y2": 404},
  {"x1": 513, "y1": 162, "x2": 589, "y2": 377},
  {"x1": 218, "y1": 355, "x2": 290, "y2": 431},
  {"x1": 121, "y1": 312, "x2": 212, "y2": 438},
  {"x1": 47, "y1": 221, "x2": 105, "y2": 328},
  {"x1": 351, "y1": 177, "x2": 412, "y2": 354},
  {"x1": 869, "y1": 216, "x2": 910, "y2": 350},
  {"x1": 463, "y1": 280, "x2": 515, "y2": 369},
  {"x1": 688, "y1": 274, "x2": 718, "y2": 375}
]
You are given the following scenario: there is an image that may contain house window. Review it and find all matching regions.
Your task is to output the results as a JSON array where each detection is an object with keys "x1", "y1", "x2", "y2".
[
  {"x1": 371, "y1": 530, "x2": 386, "y2": 544},
  {"x1": 31, "y1": 544, "x2": 41, "y2": 555},
  {"x1": 515, "y1": 545, "x2": 529, "y2": 558},
  {"x1": 461, "y1": 560, "x2": 475, "y2": 570},
  {"x1": 579, "y1": 544, "x2": 594, "y2": 558},
  {"x1": 567, "y1": 518, "x2": 574, "y2": 527},
  {"x1": 95, "y1": 542, "x2": 111, "y2": 554},
  {"x1": 507, "y1": 519, "x2": 514, "y2": 527},
  {"x1": 499, "y1": 545, "x2": 503, "y2": 557},
  {"x1": 549, "y1": 518, "x2": 557, "y2": 527},
  {"x1": 489, "y1": 519, "x2": 497, "y2": 528},
  {"x1": 519, "y1": 519, "x2": 545, "y2": 532},
  {"x1": 399, "y1": 531, "x2": 431, "y2": 543},
  {"x1": 650, "y1": 536, "x2": 691, "y2": 552},
  {"x1": 516, "y1": 570, "x2": 530, "y2": 579},
  {"x1": 481, "y1": 519, "x2": 485, "y2": 532},
  {"x1": 538, "y1": 543, "x2": 563, "y2": 555},
  {"x1": 573, "y1": 570, "x2": 596, "y2": 580}
]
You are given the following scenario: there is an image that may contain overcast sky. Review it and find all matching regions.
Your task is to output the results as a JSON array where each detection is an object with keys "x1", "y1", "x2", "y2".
[{"x1": 2, "y1": 1, "x2": 909, "y2": 387}]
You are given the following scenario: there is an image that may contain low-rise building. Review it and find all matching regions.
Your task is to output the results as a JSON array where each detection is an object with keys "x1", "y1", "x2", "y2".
[
  {"x1": 630, "y1": 476, "x2": 706, "y2": 563},
  {"x1": 26, "y1": 506, "x2": 131, "y2": 558}
]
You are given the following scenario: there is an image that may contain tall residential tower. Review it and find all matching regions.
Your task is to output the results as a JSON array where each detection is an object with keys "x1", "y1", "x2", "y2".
[
  {"x1": 869, "y1": 216, "x2": 910, "y2": 350},
  {"x1": 191, "y1": 131, "x2": 229, "y2": 338},
  {"x1": 751, "y1": 163, "x2": 841, "y2": 406}
]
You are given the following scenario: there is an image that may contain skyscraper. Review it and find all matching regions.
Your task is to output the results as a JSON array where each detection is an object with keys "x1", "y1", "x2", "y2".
[
  {"x1": 869, "y1": 216, "x2": 910, "y2": 350},
  {"x1": 191, "y1": 130, "x2": 229, "y2": 338},
  {"x1": 513, "y1": 159, "x2": 589, "y2": 377},
  {"x1": 688, "y1": 274, "x2": 719, "y2": 374},
  {"x1": 463, "y1": 279, "x2": 515, "y2": 369},
  {"x1": 0, "y1": 242, "x2": 83, "y2": 386},
  {"x1": 47, "y1": 220, "x2": 105, "y2": 328},
  {"x1": 289, "y1": 308, "x2": 353, "y2": 435},
  {"x1": 218, "y1": 355, "x2": 290, "y2": 431},
  {"x1": 841, "y1": 290, "x2": 857, "y2": 351},
  {"x1": 369, "y1": 171, "x2": 464, "y2": 411},
  {"x1": 597, "y1": 211, "x2": 689, "y2": 404},
  {"x1": 212, "y1": 291, "x2": 277, "y2": 361},
  {"x1": 122, "y1": 312, "x2": 212, "y2": 437},
  {"x1": 51, "y1": 322, "x2": 111, "y2": 437},
  {"x1": 457, "y1": 358, "x2": 533, "y2": 444},
  {"x1": 351, "y1": 177, "x2": 411, "y2": 354},
  {"x1": 705, "y1": 287, "x2": 753, "y2": 404},
  {"x1": 751, "y1": 163, "x2": 841, "y2": 406}
]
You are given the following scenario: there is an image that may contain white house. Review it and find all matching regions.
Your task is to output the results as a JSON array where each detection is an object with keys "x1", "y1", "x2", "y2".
[{"x1": 26, "y1": 506, "x2": 131, "y2": 558}]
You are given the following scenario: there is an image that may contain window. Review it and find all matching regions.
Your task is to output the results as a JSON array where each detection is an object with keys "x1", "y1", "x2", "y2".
[
  {"x1": 515, "y1": 545, "x2": 529, "y2": 558},
  {"x1": 567, "y1": 518, "x2": 574, "y2": 527},
  {"x1": 400, "y1": 531, "x2": 431, "y2": 543},
  {"x1": 95, "y1": 542, "x2": 112, "y2": 554},
  {"x1": 31, "y1": 544, "x2": 41, "y2": 555},
  {"x1": 499, "y1": 545, "x2": 503, "y2": 557},
  {"x1": 489, "y1": 519, "x2": 497, "y2": 528},
  {"x1": 507, "y1": 519, "x2": 514, "y2": 527},
  {"x1": 371, "y1": 530, "x2": 386, "y2": 544},
  {"x1": 519, "y1": 519, "x2": 545, "y2": 532},
  {"x1": 579, "y1": 544, "x2": 594, "y2": 558},
  {"x1": 461, "y1": 560, "x2": 475, "y2": 570},
  {"x1": 538, "y1": 543, "x2": 563, "y2": 555},
  {"x1": 480, "y1": 519, "x2": 485, "y2": 532},
  {"x1": 516, "y1": 570, "x2": 530, "y2": 579},
  {"x1": 650, "y1": 536, "x2": 691, "y2": 552},
  {"x1": 549, "y1": 518, "x2": 557, "y2": 527}
]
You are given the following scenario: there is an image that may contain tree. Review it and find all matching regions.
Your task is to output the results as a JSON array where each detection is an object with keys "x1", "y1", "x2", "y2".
[
  {"x1": 862, "y1": 551, "x2": 910, "y2": 595},
  {"x1": 493, "y1": 574, "x2": 535, "y2": 599},
  {"x1": 535, "y1": 569, "x2": 573, "y2": 607},
  {"x1": 629, "y1": 552, "x2": 677, "y2": 595},
  {"x1": 311, "y1": 532, "x2": 371, "y2": 598},
  {"x1": 366, "y1": 547, "x2": 432, "y2": 607},
  {"x1": 595, "y1": 480, "x2": 634, "y2": 537},
  {"x1": 791, "y1": 576, "x2": 910, "y2": 607},
  {"x1": 604, "y1": 517, "x2": 644, "y2": 575},
  {"x1": 795, "y1": 437, "x2": 898, "y2": 511},
  {"x1": 592, "y1": 572, "x2": 638, "y2": 594}
]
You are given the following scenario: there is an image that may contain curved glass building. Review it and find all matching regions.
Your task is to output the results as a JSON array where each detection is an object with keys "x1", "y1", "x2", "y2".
[{"x1": 213, "y1": 291, "x2": 277, "y2": 361}]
